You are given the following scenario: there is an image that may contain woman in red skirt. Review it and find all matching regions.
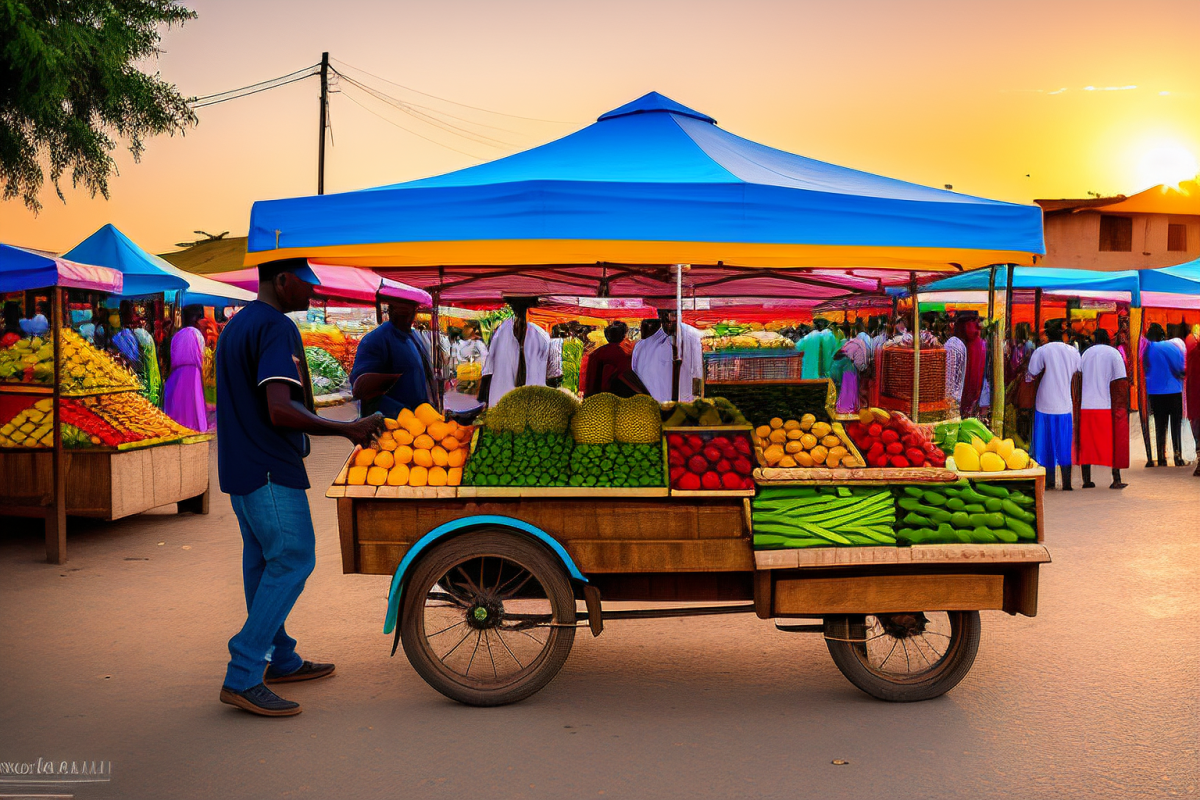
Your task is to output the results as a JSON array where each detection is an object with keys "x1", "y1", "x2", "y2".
[{"x1": 1077, "y1": 329, "x2": 1130, "y2": 489}]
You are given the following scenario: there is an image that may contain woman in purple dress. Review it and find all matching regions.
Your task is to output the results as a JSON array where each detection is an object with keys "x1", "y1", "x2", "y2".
[{"x1": 163, "y1": 305, "x2": 208, "y2": 432}]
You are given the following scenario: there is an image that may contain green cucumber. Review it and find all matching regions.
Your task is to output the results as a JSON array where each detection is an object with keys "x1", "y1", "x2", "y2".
[
  {"x1": 903, "y1": 486, "x2": 925, "y2": 498},
  {"x1": 969, "y1": 512, "x2": 1006, "y2": 529},
  {"x1": 922, "y1": 491, "x2": 948, "y2": 506},
  {"x1": 970, "y1": 526, "x2": 998, "y2": 543},
  {"x1": 973, "y1": 482, "x2": 1010, "y2": 499},
  {"x1": 1000, "y1": 499, "x2": 1035, "y2": 522},
  {"x1": 963, "y1": 503, "x2": 986, "y2": 514},
  {"x1": 935, "y1": 523, "x2": 958, "y2": 543},
  {"x1": 1005, "y1": 517, "x2": 1037, "y2": 540},
  {"x1": 1008, "y1": 490, "x2": 1035, "y2": 507},
  {"x1": 984, "y1": 497, "x2": 1004, "y2": 512},
  {"x1": 950, "y1": 526, "x2": 974, "y2": 543},
  {"x1": 902, "y1": 512, "x2": 932, "y2": 528},
  {"x1": 946, "y1": 497, "x2": 966, "y2": 511},
  {"x1": 992, "y1": 528, "x2": 1019, "y2": 543},
  {"x1": 957, "y1": 485, "x2": 990, "y2": 504},
  {"x1": 950, "y1": 511, "x2": 972, "y2": 529}
]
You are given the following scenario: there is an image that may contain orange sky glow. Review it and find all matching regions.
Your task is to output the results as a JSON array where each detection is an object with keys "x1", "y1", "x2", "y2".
[{"x1": 2, "y1": 0, "x2": 1199, "y2": 255}]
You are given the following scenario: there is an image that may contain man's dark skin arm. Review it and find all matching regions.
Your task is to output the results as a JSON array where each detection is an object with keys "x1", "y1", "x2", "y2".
[
  {"x1": 352, "y1": 372, "x2": 402, "y2": 402},
  {"x1": 265, "y1": 382, "x2": 384, "y2": 448}
]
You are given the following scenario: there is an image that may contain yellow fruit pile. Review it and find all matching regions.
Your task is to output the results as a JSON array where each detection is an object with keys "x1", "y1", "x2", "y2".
[
  {"x1": 952, "y1": 436, "x2": 1032, "y2": 472},
  {"x1": 76, "y1": 392, "x2": 197, "y2": 443},
  {"x1": 0, "y1": 398, "x2": 55, "y2": 447},
  {"x1": 346, "y1": 403, "x2": 473, "y2": 487},
  {"x1": 755, "y1": 414, "x2": 859, "y2": 469}
]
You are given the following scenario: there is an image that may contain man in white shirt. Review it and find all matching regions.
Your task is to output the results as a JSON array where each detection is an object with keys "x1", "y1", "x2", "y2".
[
  {"x1": 632, "y1": 308, "x2": 703, "y2": 403},
  {"x1": 478, "y1": 297, "x2": 552, "y2": 407},
  {"x1": 1025, "y1": 328, "x2": 1083, "y2": 489},
  {"x1": 1076, "y1": 329, "x2": 1129, "y2": 490}
]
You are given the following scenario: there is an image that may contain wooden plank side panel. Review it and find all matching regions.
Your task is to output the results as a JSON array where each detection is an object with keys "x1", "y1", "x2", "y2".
[
  {"x1": 109, "y1": 448, "x2": 152, "y2": 520},
  {"x1": 755, "y1": 543, "x2": 1051, "y2": 570},
  {"x1": 357, "y1": 542, "x2": 413, "y2": 575},
  {"x1": 0, "y1": 451, "x2": 54, "y2": 506},
  {"x1": 178, "y1": 441, "x2": 210, "y2": 499},
  {"x1": 63, "y1": 451, "x2": 112, "y2": 516},
  {"x1": 773, "y1": 573, "x2": 1005, "y2": 616},
  {"x1": 150, "y1": 443, "x2": 183, "y2": 508},
  {"x1": 565, "y1": 539, "x2": 754, "y2": 573},
  {"x1": 337, "y1": 498, "x2": 357, "y2": 574}
]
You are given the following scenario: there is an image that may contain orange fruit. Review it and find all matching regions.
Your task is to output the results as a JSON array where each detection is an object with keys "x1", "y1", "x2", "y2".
[
  {"x1": 447, "y1": 448, "x2": 466, "y2": 468},
  {"x1": 386, "y1": 464, "x2": 410, "y2": 486},
  {"x1": 454, "y1": 426, "x2": 473, "y2": 442},
  {"x1": 373, "y1": 450, "x2": 395, "y2": 469},
  {"x1": 408, "y1": 465, "x2": 428, "y2": 487},
  {"x1": 426, "y1": 421, "x2": 449, "y2": 441},
  {"x1": 384, "y1": 418, "x2": 401, "y2": 431},
  {"x1": 413, "y1": 448, "x2": 433, "y2": 468},
  {"x1": 441, "y1": 436, "x2": 460, "y2": 451},
  {"x1": 427, "y1": 466, "x2": 448, "y2": 486},
  {"x1": 413, "y1": 434, "x2": 435, "y2": 450},
  {"x1": 431, "y1": 446, "x2": 449, "y2": 467},
  {"x1": 402, "y1": 418, "x2": 425, "y2": 437},
  {"x1": 414, "y1": 403, "x2": 441, "y2": 426},
  {"x1": 347, "y1": 466, "x2": 368, "y2": 485},
  {"x1": 366, "y1": 466, "x2": 388, "y2": 486},
  {"x1": 393, "y1": 430, "x2": 414, "y2": 446},
  {"x1": 394, "y1": 445, "x2": 414, "y2": 465},
  {"x1": 447, "y1": 467, "x2": 462, "y2": 486},
  {"x1": 377, "y1": 437, "x2": 397, "y2": 452},
  {"x1": 354, "y1": 449, "x2": 378, "y2": 468}
]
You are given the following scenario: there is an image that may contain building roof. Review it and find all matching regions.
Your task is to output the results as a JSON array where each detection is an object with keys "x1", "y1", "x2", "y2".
[
  {"x1": 1036, "y1": 180, "x2": 1200, "y2": 216},
  {"x1": 158, "y1": 236, "x2": 249, "y2": 275},
  {"x1": 1034, "y1": 196, "x2": 1125, "y2": 214}
]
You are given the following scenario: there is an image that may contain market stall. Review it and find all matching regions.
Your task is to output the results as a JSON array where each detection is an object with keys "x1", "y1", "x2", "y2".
[
  {"x1": 1, "y1": 245, "x2": 210, "y2": 563},
  {"x1": 242, "y1": 91, "x2": 1047, "y2": 706}
]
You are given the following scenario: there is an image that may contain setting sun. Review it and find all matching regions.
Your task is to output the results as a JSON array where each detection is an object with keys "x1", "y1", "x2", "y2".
[{"x1": 1136, "y1": 141, "x2": 1199, "y2": 190}]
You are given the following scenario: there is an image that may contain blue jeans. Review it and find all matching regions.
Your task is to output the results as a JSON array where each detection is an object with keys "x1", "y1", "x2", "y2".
[{"x1": 224, "y1": 481, "x2": 316, "y2": 691}]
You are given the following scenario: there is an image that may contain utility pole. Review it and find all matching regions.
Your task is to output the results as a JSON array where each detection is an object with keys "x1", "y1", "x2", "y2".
[{"x1": 318, "y1": 51, "x2": 329, "y2": 195}]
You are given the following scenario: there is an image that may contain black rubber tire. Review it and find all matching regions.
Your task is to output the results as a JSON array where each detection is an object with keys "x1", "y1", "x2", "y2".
[
  {"x1": 400, "y1": 529, "x2": 576, "y2": 706},
  {"x1": 824, "y1": 611, "x2": 981, "y2": 702}
]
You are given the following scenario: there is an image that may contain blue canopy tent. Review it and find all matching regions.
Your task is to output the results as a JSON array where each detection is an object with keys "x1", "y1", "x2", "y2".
[
  {"x1": 1138, "y1": 256, "x2": 1200, "y2": 305},
  {"x1": 244, "y1": 91, "x2": 1044, "y2": 289},
  {"x1": 910, "y1": 267, "x2": 1141, "y2": 302},
  {"x1": 63, "y1": 224, "x2": 188, "y2": 297}
]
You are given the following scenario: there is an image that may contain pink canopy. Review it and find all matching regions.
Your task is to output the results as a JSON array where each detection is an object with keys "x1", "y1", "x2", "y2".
[
  {"x1": 0, "y1": 243, "x2": 124, "y2": 294},
  {"x1": 210, "y1": 263, "x2": 431, "y2": 306}
]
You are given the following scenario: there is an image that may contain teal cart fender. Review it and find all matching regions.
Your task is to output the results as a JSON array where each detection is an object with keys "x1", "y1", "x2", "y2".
[{"x1": 383, "y1": 514, "x2": 588, "y2": 640}]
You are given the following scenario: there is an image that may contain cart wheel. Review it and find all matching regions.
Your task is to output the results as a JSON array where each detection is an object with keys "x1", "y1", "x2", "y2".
[
  {"x1": 399, "y1": 529, "x2": 576, "y2": 706},
  {"x1": 824, "y1": 611, "x2": 980, "y2": 702}
]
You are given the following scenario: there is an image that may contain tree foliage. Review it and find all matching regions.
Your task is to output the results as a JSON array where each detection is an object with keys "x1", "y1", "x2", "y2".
[{"x1": 0, "y1": 0, "x2": 197, "y2": 212}]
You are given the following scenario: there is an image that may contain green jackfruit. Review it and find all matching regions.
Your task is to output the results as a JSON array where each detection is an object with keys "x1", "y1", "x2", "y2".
[
  {"x1": 614, "y1": 394, "x2": 662, "y2": 443},
  {"x1": 570, "y1": 393, "x2": 619, "y2": 444}
]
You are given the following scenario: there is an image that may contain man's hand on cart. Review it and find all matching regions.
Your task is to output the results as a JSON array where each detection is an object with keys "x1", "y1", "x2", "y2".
[{"x1": 345, "y1": 413, "x2": 386, "y2": 448}]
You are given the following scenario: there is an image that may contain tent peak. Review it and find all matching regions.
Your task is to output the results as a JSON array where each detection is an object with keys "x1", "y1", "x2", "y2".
[{"x1": 597, "y1": 91, "x2": 715, "y2": 124}]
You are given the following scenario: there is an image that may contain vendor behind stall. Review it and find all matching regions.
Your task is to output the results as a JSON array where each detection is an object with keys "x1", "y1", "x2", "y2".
[
  {"x1": 632, "y1": 307, "x2": 703, "y2": 402},
  {"x1": 478, "y1": 296, "x2": 553, "y2": 407},
  {"x1": 163, "y1": 305, "x2": 208, "y2": 432},
  {"x1": 349, "y1": 297, "x2": 437, "y2": 417}
]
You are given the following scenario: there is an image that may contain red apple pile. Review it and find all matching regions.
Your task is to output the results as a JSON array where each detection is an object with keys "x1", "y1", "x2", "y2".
[
  {"x1": 844, "y1": 408, "x2": 945, "y2": 469},
  {"x1": 667, "y1": 432, "x2": 756, "y2": 490}
]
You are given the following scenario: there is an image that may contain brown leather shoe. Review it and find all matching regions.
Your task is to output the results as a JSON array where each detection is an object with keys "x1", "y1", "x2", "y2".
[{"x1": 264, "y1": 660, "x2": 336, "y2": 684}]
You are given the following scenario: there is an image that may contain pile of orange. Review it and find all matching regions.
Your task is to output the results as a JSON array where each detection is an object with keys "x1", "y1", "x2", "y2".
[{"x1": 347, "y1": 403, "x2": 474, "y2": 487}]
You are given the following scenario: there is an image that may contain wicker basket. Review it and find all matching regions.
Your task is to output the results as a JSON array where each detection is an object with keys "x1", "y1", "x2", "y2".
[
  {"x1": 879, "y1": 347, "x2": 946, "y2": 402},
  {"x1": 703, "y1": 351, "x2": 803, "y2": 382}
]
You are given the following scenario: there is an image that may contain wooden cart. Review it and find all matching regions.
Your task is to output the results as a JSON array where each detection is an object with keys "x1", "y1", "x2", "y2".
[{"x1": 329, "y1": 467, "x2": 1048, "y2": 707}]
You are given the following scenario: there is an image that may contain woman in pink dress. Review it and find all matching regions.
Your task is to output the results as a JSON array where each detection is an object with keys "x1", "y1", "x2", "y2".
[{"x1": 163, "y1": 306, "x2": 208, "y2": 432}]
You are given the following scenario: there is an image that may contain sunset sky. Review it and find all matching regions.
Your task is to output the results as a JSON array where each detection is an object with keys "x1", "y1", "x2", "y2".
[{"x1": 3, "y1": 0, "x2": 1199, "y2": 255}]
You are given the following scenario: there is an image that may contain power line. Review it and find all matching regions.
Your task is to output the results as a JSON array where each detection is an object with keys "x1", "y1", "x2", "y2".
[
  {"x1": 336, "y1": 87, "x2": 484, "y2": 160},
  {"x1": 331, "y1": 58, "x2": 577, "y2": 124},
  {"x1": 190, "y1": 65, "x2": 319, "y2": 108},
  {"x1": 336, "y1": 73, "x2": 517, "y2": 149}
]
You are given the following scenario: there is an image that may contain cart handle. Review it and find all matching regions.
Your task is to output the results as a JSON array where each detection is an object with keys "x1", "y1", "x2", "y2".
[{"x1": 383, "y1": 514, "x2": 589, "y2": 635}]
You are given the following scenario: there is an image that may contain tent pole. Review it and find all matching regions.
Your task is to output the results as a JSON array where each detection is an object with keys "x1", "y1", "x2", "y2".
[
  {"x1": 47, "y1": 287, "x2": 67, "y2": 564},
  {"x1": 990, "y1": 266, "x2": 1005, "y2": 436},
  {"x1": 986, "y1": 265, "x2": 996, "y2": 321},
  {"x1": 1034, "y1": 288, "x2": 1043, "y2": 340},
  {"x1": 672, "y1": 263, "x2": 684, "y2": 401},
  {"x1": 1005, "y1": 264, "x2": 1015, "y2": 341},
  {"x1": 910, "y1": 271, "x2": 920, "y2": 421},
  {"x1": 430, "y1": 293, "x2": 443, "y2": 414}
]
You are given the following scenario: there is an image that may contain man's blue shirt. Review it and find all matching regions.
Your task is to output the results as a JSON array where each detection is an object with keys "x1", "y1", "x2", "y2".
[
  {"x1": 349, "y1": 322, "x2": 431, "y2": 418},
  {"x1": 216, "y1": 301, "x2": 312, "y2": 495}
]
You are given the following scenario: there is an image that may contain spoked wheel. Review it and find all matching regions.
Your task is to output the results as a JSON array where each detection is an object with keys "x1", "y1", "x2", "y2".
[
  {"x1": 824, "y1": 611, "x2": 981, "y2": 702},
  {"x1": 399, "y1": 530, "x2": 576, "y2": 706}
]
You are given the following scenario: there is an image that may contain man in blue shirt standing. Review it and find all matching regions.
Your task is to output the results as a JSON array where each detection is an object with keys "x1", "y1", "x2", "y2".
[
  {"x1": 1143, "y1": 323, "x2": 1187, "y2": 467},
  {"x1": 349, "y1": 298, "x2": 437, "y2": 417},
  {"x1": 216, "y1": 259, "x2": 384, "y2": 717}
]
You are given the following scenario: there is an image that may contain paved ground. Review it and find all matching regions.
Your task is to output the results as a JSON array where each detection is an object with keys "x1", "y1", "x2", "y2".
[{"x1": 1, "y1": 411, "x2": 1197, "y2": 800}]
